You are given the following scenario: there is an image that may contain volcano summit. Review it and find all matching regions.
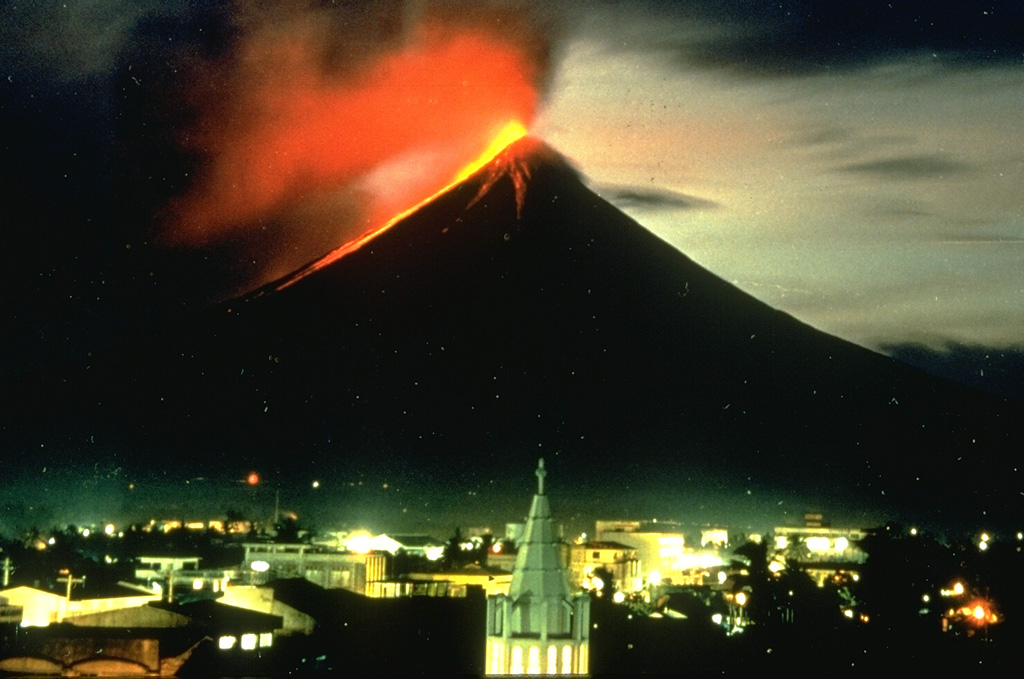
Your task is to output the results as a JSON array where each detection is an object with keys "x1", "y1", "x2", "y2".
[{"x1": 5, "y1": 138, "x2": 1022, "y2": 532}]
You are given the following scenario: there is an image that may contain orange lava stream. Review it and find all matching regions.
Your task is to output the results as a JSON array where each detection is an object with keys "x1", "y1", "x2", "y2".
[{"x1": 274, "y1": 121, "x2": 528, "y2": 291}]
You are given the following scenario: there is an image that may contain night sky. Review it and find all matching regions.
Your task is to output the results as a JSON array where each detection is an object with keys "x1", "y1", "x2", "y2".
[{"x1": 2, "y1": 1, "x2": 1023, "y2": 537}]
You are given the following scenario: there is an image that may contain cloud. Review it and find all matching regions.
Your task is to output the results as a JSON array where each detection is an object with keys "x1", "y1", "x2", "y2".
[
  {"x1": 838, "y1": 155, "x2": 971, "y2": 180},
  {"x1": 579, "y1": 1, "x2": 1024, "y2": 76},
  {"x1": 881, "y1": 342, "x2": 1024, "y2": 403},
  {"x1": 594, "y1": 184, "x2": 717, "y2": 212}
]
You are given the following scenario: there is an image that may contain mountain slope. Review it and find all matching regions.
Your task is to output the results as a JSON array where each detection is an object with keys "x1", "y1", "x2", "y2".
[{"x1": 5, "y1": 138, "x2": 1022, "y2": 530}]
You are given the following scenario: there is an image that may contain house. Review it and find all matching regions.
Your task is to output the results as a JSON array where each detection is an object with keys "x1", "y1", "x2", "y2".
[
  {"x1": 218, "y1": 583, "x2": 316, "y2": 636},
  {"x1": 241, "y1": 543, "x2": 387, "y2": 594},
  {"x1": 0, "y1": 582, "x2": 160, "y2": 627},
  {"x1": 569, "y1": 540, "x2": 641, "y2": 593}
]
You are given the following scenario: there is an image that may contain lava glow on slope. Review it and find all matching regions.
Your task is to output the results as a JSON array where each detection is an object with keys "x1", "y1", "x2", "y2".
[
  {"x1": 170, "y1": 25, "x2": 538, "y2": 246},
  {"x1": 273, "y1": 120, "x2": 528, "y2": 291}
]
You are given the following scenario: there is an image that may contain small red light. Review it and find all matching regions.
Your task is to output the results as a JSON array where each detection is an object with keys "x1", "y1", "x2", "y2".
[{"x1": 247, "y1": 472, "x2": 259, "y2": 486}]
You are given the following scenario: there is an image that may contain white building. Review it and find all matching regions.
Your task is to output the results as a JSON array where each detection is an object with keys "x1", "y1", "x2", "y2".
[
  {"x1": 0, "y1": 582, "x2": 159, "y2": 627},
  {"x1": 241, "y1": 542, "x2": 387, "y2": 594}
]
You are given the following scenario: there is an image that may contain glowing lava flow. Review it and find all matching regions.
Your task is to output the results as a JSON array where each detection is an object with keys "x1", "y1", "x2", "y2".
[
  {"x1": 451, "y1": 121, "x2": 528, "y2": 185},
  {"x1": 273, "y1": 121, "x2": 528, "y2": 291}
]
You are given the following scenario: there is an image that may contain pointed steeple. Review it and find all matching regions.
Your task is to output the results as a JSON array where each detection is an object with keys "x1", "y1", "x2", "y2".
[
  {"x1": 507, "y1": 459, "x2": 571, "y2": 629},
  {"x1": 485, "y1": 458, "x2": 590, "y2": 675}
]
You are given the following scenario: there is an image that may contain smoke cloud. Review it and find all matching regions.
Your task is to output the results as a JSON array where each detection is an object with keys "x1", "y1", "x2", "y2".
[{"x1": 153, "y1": 2, "x2": 557, "y2": 289}]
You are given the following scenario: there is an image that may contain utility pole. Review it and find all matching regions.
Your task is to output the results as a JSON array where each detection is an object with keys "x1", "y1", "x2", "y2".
[
  {"x1": 56, "y1": 570, "x2": 85, "y2": 622},
  {"x1": 2, "y1": 556, "x2": 12, "y2": 587},
  {"x1": 165, "y1": 568, "x2": 175, "y2": 603},
  {"x1": 56, "y1": 571, "x2": 86, "y2": 602}
]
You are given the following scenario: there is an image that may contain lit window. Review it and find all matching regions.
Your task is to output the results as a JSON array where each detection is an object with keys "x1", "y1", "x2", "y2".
[
  {"x1": 218, "y1": 636, "x2": 236, "y2": 650},
  {"x1": 490, "y1": 642, "x2": 503, "y2": 675},
  {"x1": 528, "y1": 646, "x2": 540, "y2": 674},
  {"x1": 240, "y1": 634, "x2": 257, "y2": 651},
  {"x1": 510, "y1": 646, "x2": 523, "y2": 674},
  {"x1": 259, "y1": 633, "x2": 273, "y2": 648},
  {"x1": 547, "y1": 645, "x2": 557, "y2": 674},
  {"x1": 563, "y1": 645, "x2": 573, "y2": 673}
]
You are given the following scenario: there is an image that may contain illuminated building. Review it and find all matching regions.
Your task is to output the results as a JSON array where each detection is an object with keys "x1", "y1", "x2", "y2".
[
  {"x1": 595, "y1": 521, "x2": 688, "y2": 588},
  {"x1": 569, "y1": 541, "x2": 640, "y2": 594},
  {"x1": 0, "y1": 583, "x2": 159, "y2": 627},
  {"x1": 485, "y1": 459, "x2": 590, "y2": 675},
  {"x1": 772, "y1": 522, "x2": 868, "y2": 586},
  {"x1": 134, "y1": 555, "x2": 200, "y2": 581},
  {"x1": 700, "y1": 529, "x2": 729, "y2": 548},
  {"x1": 241, "y1": 543, "x2": 386, "y2": 595},
  {"x1": 218, "y1": 585, "x2": 316, "y2": 636},
  {"x1": 367, "y1": 565, "x2": 513, "y2": 598},
  {"x1": 363, "y1": 534, "x2": 446, "y2": 561}
]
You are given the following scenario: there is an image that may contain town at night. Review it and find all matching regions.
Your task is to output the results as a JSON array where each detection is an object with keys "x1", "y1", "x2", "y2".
[{"x1": 2, "y1": 458, "x2": 1023, "y2": 675}]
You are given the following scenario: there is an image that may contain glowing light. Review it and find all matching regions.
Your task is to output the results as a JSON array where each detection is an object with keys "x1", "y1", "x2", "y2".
[
  {"x1": 192, "y1": 579, "x2": 204, "y2": 590},
  {"x1": 346, "y1": 531, "x2": 373, "y2": 554},
  {"x1": 648, "y1": 570, "x2": 662, "y2": 586},
  {"x1": 104, "y1": 524, "x2": 115, "y2": 536},
  {"x1": 735, "y1": 591, "x2": 748, "y2": 607},
  {"x1": 953, "y1": 582, "x2": 965, "y2": 596},
  {"x1": 218, "y1": 636, "x2": 236, "y2": 650},
  {"x1": 247, "y1": 472, "x2": 260, "y2": 486},
  {"x1": 250, "y1": 561, "x2": 270, "y2": 573},
  {"x1": 613, "y1": 591, "x2": 626, "y2": 604},
  {"x1": 241, "y1": 634, "x2": 258, "y2": 651},
  {"x1": 973, "y1": 605, "x2": 985, "y2": 620},
  {"x1": 805, "y1": 537, "x2": 831, "y2": 552},
  {"x1": 312, "y1": 480, "x2": 320, "y2": 489}
]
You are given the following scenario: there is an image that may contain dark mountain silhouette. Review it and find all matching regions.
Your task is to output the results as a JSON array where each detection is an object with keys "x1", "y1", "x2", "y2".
[{"x1": 5, "y1": 138, "x2": 1021, "y2": 531}]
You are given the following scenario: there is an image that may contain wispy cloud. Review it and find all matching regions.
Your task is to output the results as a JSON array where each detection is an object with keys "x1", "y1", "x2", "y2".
[
  {"x1": 595, "y1": 184, "x2": 717, "y2": 212},
  {"x1": 578, "y1": 1, "x2": 1024, "y2": 76},
  {"x1": 838, "y1": 155, "x2": 972, "y2": 180}
]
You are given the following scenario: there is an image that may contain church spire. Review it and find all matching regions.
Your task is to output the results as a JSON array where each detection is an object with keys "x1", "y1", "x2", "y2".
[{"x1": 485, "y1": 458, "x2": 590, "y2": 675}]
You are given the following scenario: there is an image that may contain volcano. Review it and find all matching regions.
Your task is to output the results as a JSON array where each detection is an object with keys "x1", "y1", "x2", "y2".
[{"x1": 5, "y1": 138, "x2": 1022, "y2": 531}]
